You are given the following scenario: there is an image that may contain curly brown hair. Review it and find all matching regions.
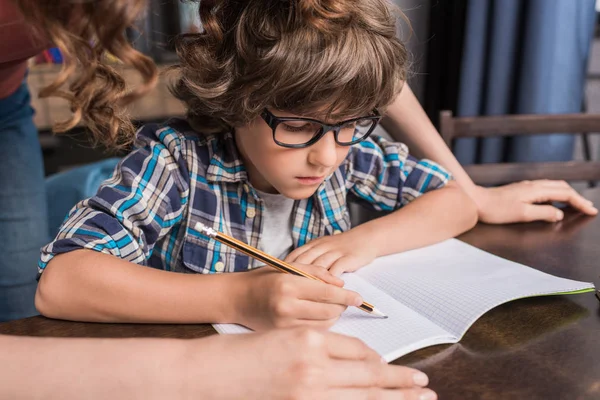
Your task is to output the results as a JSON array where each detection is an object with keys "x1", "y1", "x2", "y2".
[
  {"x1": 15, "y1": 0, "x2": 158, "y2": 150},
  {"x1": 169, "y1": 0, "x2": 410, "y2": 133}
]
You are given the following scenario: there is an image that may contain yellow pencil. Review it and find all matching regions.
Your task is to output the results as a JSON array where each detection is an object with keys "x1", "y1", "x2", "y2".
[{"x1": 196, "y1": 222, "x2": 387, "y2": 318}]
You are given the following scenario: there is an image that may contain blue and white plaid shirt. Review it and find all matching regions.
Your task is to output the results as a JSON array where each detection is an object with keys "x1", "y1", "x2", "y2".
[{"x1": 39, "y1": 118, "x2": 451, "y2": 275}]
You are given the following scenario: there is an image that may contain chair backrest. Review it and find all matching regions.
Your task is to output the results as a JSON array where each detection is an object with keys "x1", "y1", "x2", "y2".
[{"x1": 439, "y1": 110, "x2": 600, "y2": 185}]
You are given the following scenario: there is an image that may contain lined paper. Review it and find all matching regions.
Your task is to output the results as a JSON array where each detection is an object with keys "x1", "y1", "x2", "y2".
[
  {"x1": 214, "y1": 273, "x2": 453, "y2": 361},
  {"x1": 356, "y1": 239, "x2": 594, "y2": 338},
  {"x1": 214, "y1": 239, "x2": 594, "y2": 361}
]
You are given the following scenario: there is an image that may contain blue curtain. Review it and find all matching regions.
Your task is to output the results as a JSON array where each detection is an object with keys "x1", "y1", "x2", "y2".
[{"x1": 453, "y1": 0, "x2": 596, "y2": 165}]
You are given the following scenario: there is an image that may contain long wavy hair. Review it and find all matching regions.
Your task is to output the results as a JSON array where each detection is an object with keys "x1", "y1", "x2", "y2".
[
  {"x1": 15, "y1": 0, "x2": 158, "y2": 150},
  {"x1": 169, "y1": 0, "x2": 410, "y2": 133}
]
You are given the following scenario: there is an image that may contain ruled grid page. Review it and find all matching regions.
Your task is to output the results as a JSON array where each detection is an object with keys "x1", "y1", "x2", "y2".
[
  {"x1": 214, "y1": 239, "x2": 594, "y2": 361},
  {"x1": 355, "y1": 239, "x2": 595, "y2": 339},
  {"x1": 214, "y1": 273, "x2": 455, "y2": 362}
]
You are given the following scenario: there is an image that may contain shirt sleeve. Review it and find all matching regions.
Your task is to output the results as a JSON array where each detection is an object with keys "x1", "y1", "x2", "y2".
[
  {"x1": 345, "y1": 135, "x2": 452, "y2": 212},
  {"x1": 38, "y1": 124, "x2": 190, "y2": 273}
]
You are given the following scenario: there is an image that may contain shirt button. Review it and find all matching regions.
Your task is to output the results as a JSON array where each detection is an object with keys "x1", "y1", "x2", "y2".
[
  {"x1": 333, "y1": 229, "x2": 342, "y2": 235},
  {"x1": 214, "y1": 261, "x2": 225, "y2": 272},
  {"x1": 246, "y1": 208, "x2": 256, "y2": 218}
]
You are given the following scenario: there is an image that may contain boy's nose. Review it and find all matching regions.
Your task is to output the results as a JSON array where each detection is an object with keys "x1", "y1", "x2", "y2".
[{"x1": 307, "y1": 130, "x2": 338, "y2": 168}]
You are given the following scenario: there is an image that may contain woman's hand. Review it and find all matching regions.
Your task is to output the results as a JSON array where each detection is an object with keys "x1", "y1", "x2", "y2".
[
  {"x1": 232, "y1": 263, "x2": 362, "y2": 330},
  {"x1": 472, "y1": 180, "x2": 598, "y2": 224},
  {"x1": 196, "y1": 328, "x2": 437, "y2": 400}
]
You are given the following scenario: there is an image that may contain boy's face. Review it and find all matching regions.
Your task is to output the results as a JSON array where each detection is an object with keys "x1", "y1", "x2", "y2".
[{"x1": 234, "y1": 109, "x2": 352, "y2": 199}]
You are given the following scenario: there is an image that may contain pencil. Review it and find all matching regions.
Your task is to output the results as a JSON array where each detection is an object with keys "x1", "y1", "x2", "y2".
[{"x1": 195, "y1": 222, "x2": 387, "y2": 318}]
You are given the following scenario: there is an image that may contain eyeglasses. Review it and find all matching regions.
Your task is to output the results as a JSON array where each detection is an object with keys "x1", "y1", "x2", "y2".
[{"x1": 260, "y1": 108, "x2": 381, "y2": 148}]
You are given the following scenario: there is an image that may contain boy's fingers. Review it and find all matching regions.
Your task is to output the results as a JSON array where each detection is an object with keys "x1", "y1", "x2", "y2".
[
  {"x1": 329, "y1": 256, "x2": 355, "y2": 277},
  {"x1": 329, "y1": 264, "x2": 346, "y2": 277},
  {"x1": 295, "y1": 247, "x2": 329, "y2": 265},
  {"x1": 297, "y1": 279, "x2": 362, "y2": 306},
  {"x1": 285, "y1": 244, "x2": 313, "y2": 263},
  {"x1": 292, "y1": 262, "x2": 344, "y2": 287},
  {"x1": 290, "y1": 300, "x2": 346, "y2": 320},
  {"x1": 312, "y1": 251, "x2": 343, "y2": 270}
]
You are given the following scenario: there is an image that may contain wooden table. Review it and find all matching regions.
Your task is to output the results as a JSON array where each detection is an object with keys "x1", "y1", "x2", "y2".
[{"x1": 2, "y1": 190, "x2": 600, "y2": 400}]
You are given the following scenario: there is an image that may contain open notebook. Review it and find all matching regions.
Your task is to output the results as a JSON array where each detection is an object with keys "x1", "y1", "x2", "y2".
[{"x1": 214, "y1": 239, "x2": 595, "y2": 362}]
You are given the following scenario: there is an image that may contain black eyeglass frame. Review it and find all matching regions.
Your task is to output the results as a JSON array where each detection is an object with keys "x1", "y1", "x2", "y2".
[{"x1": 260, "y1": 108, "x2": 382, "y2": 148}]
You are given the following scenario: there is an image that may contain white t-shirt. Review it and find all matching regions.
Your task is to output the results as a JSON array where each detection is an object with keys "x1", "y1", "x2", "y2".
[{"x1": 255, "y1": 189, "x2": 295, "y2": 259}]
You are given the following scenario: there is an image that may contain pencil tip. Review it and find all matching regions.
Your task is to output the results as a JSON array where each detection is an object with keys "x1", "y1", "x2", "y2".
[
  {"x1": 370, "y1": 307, "x2": 388, "y2": 319},
  {"x1": 382, "y1": 315, "x2": 389, "y2": 319}
]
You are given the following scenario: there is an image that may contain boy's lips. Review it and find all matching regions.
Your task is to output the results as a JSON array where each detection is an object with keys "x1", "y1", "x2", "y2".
[{"x1": 295, "y1": 176, "x2": 326, "y2": 185}]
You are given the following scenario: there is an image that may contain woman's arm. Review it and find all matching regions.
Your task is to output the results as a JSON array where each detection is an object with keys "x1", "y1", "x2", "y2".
[
  {"x1": 381, "y1": 85, "x2": 475, "y2": 191},
  {"x1": 0, "y1": 334, "x2": 192, "y2": 399},
  {"x1": 381, "y1": 84, "x2": 598, "y2": 223},
  {"x1": 0, "y1": 329, "x2": 435, "y2": 399}
]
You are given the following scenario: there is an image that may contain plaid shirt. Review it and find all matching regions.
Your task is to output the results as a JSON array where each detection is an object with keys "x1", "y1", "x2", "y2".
[{"x1": 39, "y1": 118, "x2": 451, "y2": 275}]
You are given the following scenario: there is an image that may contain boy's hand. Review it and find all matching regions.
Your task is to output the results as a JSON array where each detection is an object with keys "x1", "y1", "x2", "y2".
[
  {"x1": 233, "y1": 262, "x2": 362, "y2": 330},
  {"x1": 285, "y1": 230, "x2": 377, "y2": 276}
]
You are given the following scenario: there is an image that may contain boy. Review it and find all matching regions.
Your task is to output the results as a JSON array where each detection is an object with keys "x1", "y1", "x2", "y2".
[{"x1": 36, "y1": 0, "x2": 477, "y2": 330}]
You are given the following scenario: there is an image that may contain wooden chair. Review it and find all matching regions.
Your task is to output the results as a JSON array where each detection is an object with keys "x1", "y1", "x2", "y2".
[{"x1": 439, "y1": 110, "x2": 600, "y2": 186}]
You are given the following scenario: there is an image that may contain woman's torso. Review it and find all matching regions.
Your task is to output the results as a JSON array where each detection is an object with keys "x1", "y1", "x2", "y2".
[{"x1": 0, "y1": 0, "x2": 46, "y2": 98}]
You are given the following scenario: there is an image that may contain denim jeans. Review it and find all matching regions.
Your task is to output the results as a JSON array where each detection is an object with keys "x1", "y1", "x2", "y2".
[{"x1": 0, "y1": 79, "x2": 47, "y2": 322}]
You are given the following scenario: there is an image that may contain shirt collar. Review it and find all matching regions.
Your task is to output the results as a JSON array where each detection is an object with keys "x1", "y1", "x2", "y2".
[{"x1": 205, "y1": 130, "x2": 249, "y2": 183}]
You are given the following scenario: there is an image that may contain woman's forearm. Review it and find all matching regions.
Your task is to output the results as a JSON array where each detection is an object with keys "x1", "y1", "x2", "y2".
[
  {"x1": 353, "y1": 181, "x2": 478, "y2": 257},
  {"x1": 380, "y1": 85, "x2": 598, "y2": 223},
  {"x1": 0, "y1": 334, "x2": 194, "y2": 399},
  {"x1": 381, "y1": 84, "x2": 478, "y2": 197},
  {"x1": 36, "y1": 249, "x2": 244, "y2": 324}
]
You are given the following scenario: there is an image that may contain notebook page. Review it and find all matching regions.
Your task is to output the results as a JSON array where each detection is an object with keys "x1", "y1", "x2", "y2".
[
  {"x1": 355, "y1": 239, "x2": 594, "y2": 339},
  {"x1": 214, "y1": 273, "x2": 454, "y2": 362}
]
